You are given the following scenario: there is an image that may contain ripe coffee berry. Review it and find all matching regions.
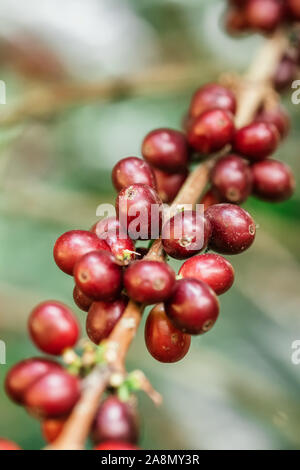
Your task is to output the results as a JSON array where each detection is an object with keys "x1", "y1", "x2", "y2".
[
  {"x1": 251, "y1": 159, "x2": 295, "y2": 202},
  {"x1": 100, "y1": 229, "x2": 136, "y2": 265},
  {"x1": 91, "y1": 396, "x2": 139, "y2": 444},
  {"x1": 28, "y1": 301, "x2": 79, "y2": 355},
  {"x1": 288, "y1": 0, "x2": 300, "y2": 20},
  {"x1": 187, "y1": 109, "x2": 235, "y2": 154},
  {"x1": 42, "y1": 418, "x2": 66, "y2": 443},
  {"x1": 225, "y1": 6, "x2": 248, "y2": 35},
  {"x1": 24, "y1": 370, "x2": 80, "y2": 418},
  {"x1": 165, "y1": 278, "x2": 219, "y2": 335},
  {"x1": 210, "y1": 154, "x2": 252, "y2": 204},
  {"x1": 205, "y1": 203, "x2": 256, "y2": 255},
  {"x1": 94, "y1": 441, "x2": 139, "y2": 450},
  {"x1": 153, "y1": 167, "x2": 188, "y2": 203},
  {"x1": 86, "y1": 296, "x2": 128, "y2": 345},
  {"x1": 112, "y1": 157, "x2": 156, "y2": 192},
  {"x1": 116, "y1": 184, "x2": 163, "y2": 240},
  {"x1": 145, "y1": 303, "x2": 191, "y2": 363},
  {"x1": 91, "y1": 216, "x2": 122, "y2": 238},
  {"x1": 179, "y1": 254, "x2": 234, "y2": 295},
  {"x1": 142, "y1": 128, "x2": 189, "y2": 173},
  {"x1": 5, "y1": 358, "x2": 61, "y2": 404},
  {"x1": 161, "y1": 210, "x2": 211, "y2": 260},
  {"x1": 124, "y1": 260, "x2": 176, "y2": 305},
  {"x1": 200, "y1": 188, "x2": 222, "y2": 211},
  {"x1": 245, "y1": 0, "x2": 285, "y2": 33},
  {"x1": 273, "y1": 54, "x2": 297, "y2": 92},
  {"x1": 74, "y1": 250, "x2": 123, "y2": 301},
  {"x1": 189, "y1": 83, "x2": 236, "y2": 119},
  {"x1": 54, "y1": 230, "x2": 109, "y2": 275},
  {"x1": 255, "y1": 105, "x2": 290, "y2": 139},
  {"x1": 0, "y1": 439, "x2": 21, "y2": 450},
  {"x1": 233, "y1": 121, "x2": 279, "y2": 161},
  {"x1": 73, "y1": 285, "x2": 93, "y2": 312}
]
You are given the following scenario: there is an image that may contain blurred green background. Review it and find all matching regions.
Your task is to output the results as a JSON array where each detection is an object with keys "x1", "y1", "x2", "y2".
[{"x1": 0, "y1": 0, "x2": 299, "y2": 450}]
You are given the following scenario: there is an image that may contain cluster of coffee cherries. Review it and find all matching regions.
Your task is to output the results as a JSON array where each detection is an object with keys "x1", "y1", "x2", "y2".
[{"x1": 225, "y1": 1, "x2": 300, "y2": 92}]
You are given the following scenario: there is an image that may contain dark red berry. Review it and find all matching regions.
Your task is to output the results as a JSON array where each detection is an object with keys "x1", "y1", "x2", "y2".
[
  {"x1": 0, "y1": 439, "x2": 21, "y2": 450},
  {"x1": 210, "y1": 154, "x2": 252, "y2": 204},
  {"x1": 287, "y1": 0, "x2": 300, "y2": 20},
  {"x1": 86, "y1": 297, "x2": 128, "y2": 345},
  {"x1": 5, "y1": 358, "x2": 61, "y2": 404},
  {"x1": 53, "y1": 230, "x2": 110, "y2": 275},
  {"x1": 100, "y1": 229, "x2": 136, "y2": 265},
  {"x1": 94, "y1": 441, "x2": 139, "y2": 450},
  {"x1": 112, "y1": 157, "x2": 156, "y2": 192},
  {"x1": 225, "y1": 7, "x2": 249, "y2": 35},
  {"x1": 74, "y1": 250, "x2": 123, "y2": 301},
  {"x1": 153, "y1": 167, "x2": 188, "y2": 203},
  {"x1": 73, "y1": 285, "x2": 93, "y2": 312},
  {"x1": 187, "y1": 109, "x2": 235, "y2": 154},
  {"x1": 91, "y1": 217, "x2": 121, "y2": 238},
  {"x1": 189, "y1": 84, "x2": 236, "y2": 119},
  {"x1": 255, "y1": 105, "x2": 290, "y2": 139},
  {"x1": 24, "y1": 370, "x2": 80, "y2": 418},
  {"x1": 233, "y1": 122, "x2": 279, "y2": 161},
  {"x1": 200, "y1": 188, "x2": 222, "y2": 211},
  {"x1": 142, "y1": 128, "x2": 189, "y2": 172},
  {"x1": 116, "y1": 184, "x2": 163, "y2": 240},
  {"x1": 245, "y1": 0, "x2": 285, "y2": 33},
  {"x1": 205, "y1": 203, "x2": 256, "y2": 254},
  {"x1": 179, "y1": 254, "x2": 234, "y2": 295},
  {"x1": 165, "y1": 278, "x2": 219, "y2": 335},
  {"x1": 42, "y1": 418, "x2": 66, "y2": 443},
  {"x1": 273, "y1": 54, "x2": 297, "y2": 92},
  {"x1": 251, "y1": 159, "x2": 295, "y2": 202},
  {"x1": 161, "y1": 210, "x2": 211, "y2": 260},
  {"x1": 28, "y1": 301, "x2": 79, "y2": 355},
  {"x1": 91, "y1": 396, "x2": 139, "y2": 445},
  {"x1": 124, "y1": 260, "x2": 175, "y2": 304},
  {"x1": 145, "y1": 303, "x2": 191, "y2": 363}
]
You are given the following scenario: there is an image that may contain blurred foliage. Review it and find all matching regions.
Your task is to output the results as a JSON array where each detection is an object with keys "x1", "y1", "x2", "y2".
[{"x1": 0, "y1": 0, "x2": 299, "y2": 450}]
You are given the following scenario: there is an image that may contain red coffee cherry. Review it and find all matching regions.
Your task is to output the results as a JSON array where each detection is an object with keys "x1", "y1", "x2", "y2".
[
  {"x1": 161, "y1": 210, "x2": 211, "y2": 260},
  {"x1": 287, "y1": 0, "x2": 300, "y2": 20},
  {"x1": 24, "y1": 370, "x2": 80, "y2": 418},
  {"x1": 73, "y1": 285, "x2": 93, "y2": 312},
  {"x1": 54, "y1": 230, "x2": 110, "y2": 275},
  {"x1": 233, "y1": 122, "x2": 279, "y2": 161},
  {"x1": 94, "y1": 441, "x2": 139, "y2": 450},
  {"x1": 273, "y1": 54, "x2": 298, "y2": 92},
  {"x1": 189, "y1": 83, "x2": 236, "y2": 119},
  {"x1": 245, "y1": 0, "x2": 285, "y2": 33},
  {"x1": 142, "y1": 128, "x2": 189, "y2": 172},
  {"x1": 91, "y1": 396, "x2": 139, "y2": 445},
  {"x1": 100, "y1": 229, "x2": 136, "y2": 265},
  {"x1": 255, "y1": 105, "x2": 290, "y2": 139},
  {"x1": 153, "y1": 167, "x2": 188, "y2": 203},
  {"x1": 145, "y1": 303, "x2": 191, "y2": 363},
  {"x1": 124, "y1": 260, "x2": 176, "y2": 305},
  {"x1": 251, "y1": 159, "x2": 295, "y2": 202},
  {"x1": 112, "y1": 157, "x2": 156, "y2": 192},
  {"x1": 179, "y1": 254, "x2": 234, "y2": 295},
  {"x1": 200, "y1": 188, "x2": 222, "y2": 211},
  {"x1": 28, "y1": 301, "x2": 79, "y2": 355},
  {"x1": 187, "y1": 109, "x2": 235, "y2": 154},
  {"x1": 116, "y1": 184, "x2": 163, "y2": 240},
  {"x1": 225, "y1": 6, "x2": 249, "y2": 35},
  {"x1": 210, "y1": 154, "x2": 252, "y2": 204},
  {"x1": 5, "y1": 358, "x2": 61, "y2": 404},
  {"x1": 165, "y1": 278, "x2": 219, "y2": 335},
  {"x1": 0, "y1": 439, "x2": 21, "y2": 450},
  {"x1": 74, "y1": 250, "x2": 123, "y2": 301},
  {"x1": 205, "y1": 203, "x2": 256, "y2": 254},
  {"x1": 86, "y1": 297, "x2": 128, "y2": 345},
  {"x1": 42, "y1": 418, "x2": 66, "y2": 443},
  {"x1": 91, "y1": 217, "x2": 122, "y2": 238}
]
